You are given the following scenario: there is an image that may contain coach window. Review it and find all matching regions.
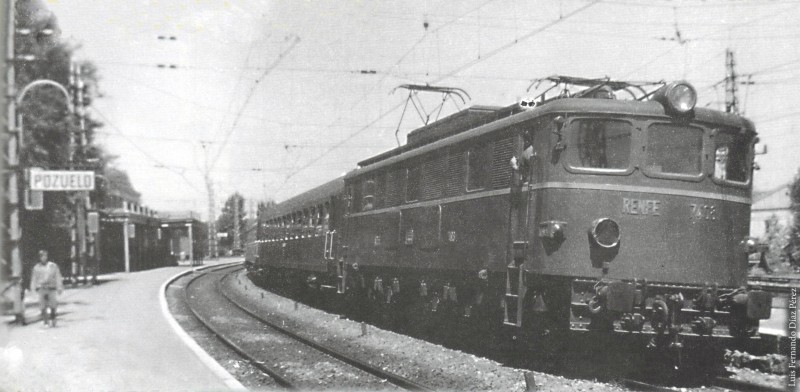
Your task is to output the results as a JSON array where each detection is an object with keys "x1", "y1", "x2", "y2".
[
  {"x1": 568, "y1": 119, "x2": 632, "y2": 172},
  {"x1": 322, "y1": 203, "x2": 330, "y2": 231},
  {"x1": 405, "y1": 165, "x2": 420, "y2": 202},
  {"x1": 712, "y1": 130, "x2": 750, "y2": 184},
  {"x1": 362, "y1": 179, "x2": 376, "y2": 210},
  {"x1": 644, "y1": 124, "x2": 704, "y2": 179},
  {"x1": 314, "y1": 206, "x2": 322, "y2": 235},
  {"x1": 467, "y1": 142, "x2": 491, "y2": 191}
]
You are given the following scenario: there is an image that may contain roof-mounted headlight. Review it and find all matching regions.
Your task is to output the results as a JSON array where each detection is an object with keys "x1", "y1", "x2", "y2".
[{"x1": 652, "y1": 81, "x2": 697, "y2": 114}]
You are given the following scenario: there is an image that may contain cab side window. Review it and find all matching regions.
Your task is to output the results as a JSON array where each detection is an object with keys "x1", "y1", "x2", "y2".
[{"x1": 713, "y1": 131, "x2": 750, "y2": 183}]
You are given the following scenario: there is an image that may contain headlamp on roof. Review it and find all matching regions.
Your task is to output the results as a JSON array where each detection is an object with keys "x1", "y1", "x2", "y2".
[{"x1": 652, "y1": 81, "x2": 697, "y2": 114}]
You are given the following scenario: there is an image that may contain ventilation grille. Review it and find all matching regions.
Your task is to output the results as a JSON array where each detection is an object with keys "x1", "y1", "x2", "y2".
[
  {"x1": 384, "y1": 170, "x2": 404, "y2": 206},
  {"x1": 492, "y1": 137, "x2": 514, "y2": 189},
  {"x1": 420, "y1": 154, "x2": 447, "y2": 200},
  {"x1": 444, "y1": 152, "x2": 465, "y2": 196}
]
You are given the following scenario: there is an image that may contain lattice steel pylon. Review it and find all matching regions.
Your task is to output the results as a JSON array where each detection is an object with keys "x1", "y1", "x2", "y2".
[{"x1": 725, "y1": 49, "x2": 739, "y2": 114}]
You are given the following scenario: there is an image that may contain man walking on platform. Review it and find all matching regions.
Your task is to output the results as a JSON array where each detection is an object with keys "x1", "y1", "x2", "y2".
[{"x1": 30, "y1": 250, "x2": 64, "y2": 327}]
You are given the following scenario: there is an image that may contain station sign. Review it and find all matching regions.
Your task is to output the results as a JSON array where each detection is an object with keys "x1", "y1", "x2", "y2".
[{"x1": 29, "y1": 170, "x2": 95, "y2": 191}]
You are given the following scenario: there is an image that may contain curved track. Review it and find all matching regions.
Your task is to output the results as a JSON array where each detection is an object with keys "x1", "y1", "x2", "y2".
[{"x1": 181, "y1": 264, "x2": 433, "y2": 391}]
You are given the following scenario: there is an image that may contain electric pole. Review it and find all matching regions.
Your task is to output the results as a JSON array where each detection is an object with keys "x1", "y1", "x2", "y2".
[
  {"x1": 4, "y1": 0, "x2": 22, "y2": 322},
  {"x1": 725, "y1": 48, "x2": 738, "y2": 114},
  {"x1": 205, "y1": 173, "x2": 217, "y2": 259},
  {"x1": 233, "y1": 195, "x2": 240, "y2": 251}
]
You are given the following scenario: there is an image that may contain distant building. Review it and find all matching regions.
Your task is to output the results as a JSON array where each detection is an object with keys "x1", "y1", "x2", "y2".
[
  {"x1": 750, "y1": 183, "x2": 794, "y2": 238},
  {"x1": 159, "y1": 211, "x2": 205, "y2": 264}
]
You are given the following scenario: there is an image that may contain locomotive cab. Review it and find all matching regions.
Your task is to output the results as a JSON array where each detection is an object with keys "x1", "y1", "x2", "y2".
[{"x1": 514, "y1": 79, "x2": 770, "y2": 346}]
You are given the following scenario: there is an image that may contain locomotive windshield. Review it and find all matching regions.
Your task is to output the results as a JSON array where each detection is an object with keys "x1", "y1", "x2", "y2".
[
  {"x1": 570, "y1": 119, "x2": 632, "y2": 169},
  {"x1": 644, "y1": 124, "x2": 704, "y2": 175}
]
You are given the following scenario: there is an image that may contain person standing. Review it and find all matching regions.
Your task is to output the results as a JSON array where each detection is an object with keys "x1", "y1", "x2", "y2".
[{"x1": 29, "y1": 250, "x2": 64, "y2": 327}]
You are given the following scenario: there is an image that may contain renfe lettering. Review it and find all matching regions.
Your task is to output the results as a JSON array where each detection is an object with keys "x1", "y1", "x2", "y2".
[{"x1": 622, "y1": 198, "x2": 661, "y2": 216}]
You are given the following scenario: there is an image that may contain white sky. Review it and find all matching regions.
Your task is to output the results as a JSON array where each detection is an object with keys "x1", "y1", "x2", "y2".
[{"x1": 46, "y1": 0, "x2": 800, "y2": 219}]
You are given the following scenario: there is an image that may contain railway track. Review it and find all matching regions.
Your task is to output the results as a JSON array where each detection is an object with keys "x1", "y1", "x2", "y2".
[
  {"x1": 618, "y1": 376, "x2": 786, "y2": 391},
  {"x1": 749, "y1": 275, "x2": 800, "y2": 293},
  {"x1": 181, "y1": 265, "x2": 433, "y2": 391}
]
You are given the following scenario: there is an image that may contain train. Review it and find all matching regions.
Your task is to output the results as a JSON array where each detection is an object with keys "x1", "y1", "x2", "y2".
[{"x1": 245, "y1": 76, "x2": 772, "y2": 366}]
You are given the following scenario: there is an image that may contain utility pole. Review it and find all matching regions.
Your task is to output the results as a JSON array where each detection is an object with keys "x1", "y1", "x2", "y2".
[
  {"x1": 233, "y1": 195, "x2": 240, "y2": 251},
  {"x1": 69, "y1": 63, "x2": 89, "y2": 282},
  {"x1": 205, "y1": 173, "x2": 217, "y2": 259},
  {"x1": 3, "y1": 0, "x2": 23, "y2": 322},
  {"x1": 725, "y1": 48, "x2": 738, "y2": 114}
]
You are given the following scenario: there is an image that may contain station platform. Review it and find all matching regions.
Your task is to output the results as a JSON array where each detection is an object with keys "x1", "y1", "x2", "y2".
[{"x1": 0, "y1": 259, "x2": 243, "y2": 392}]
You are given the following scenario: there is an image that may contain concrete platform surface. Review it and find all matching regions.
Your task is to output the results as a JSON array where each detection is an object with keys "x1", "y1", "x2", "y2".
[{"x1": 0, "y1": 259, "x2": 239, "y2": 392}]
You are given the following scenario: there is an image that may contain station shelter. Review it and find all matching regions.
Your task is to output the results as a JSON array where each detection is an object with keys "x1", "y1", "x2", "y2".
[
  {"x1": 158, "y1": 211, "x2": 206, "y2": 265},
  {"x1": 99, "y1": 200, "x2": 169, "y2": 273}
]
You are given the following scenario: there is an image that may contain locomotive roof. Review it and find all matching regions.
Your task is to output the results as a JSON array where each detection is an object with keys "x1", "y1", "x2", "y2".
[
  {"x1": 358, "y1": 104, "x2": 521, "y2": 167},
  {"x1": 347, "y1": 98, "x2": 755, "y2": 180},
  {"x1": 264, "y1": 176, "x2": 345, "y2": 219}
]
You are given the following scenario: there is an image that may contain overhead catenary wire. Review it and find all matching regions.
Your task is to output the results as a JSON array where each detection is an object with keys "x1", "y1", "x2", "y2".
[
  {"x1": 209, "y1": 35, "x2": 300, "y2": 171},
  {"x1": 90, "y1": 105, "x2": 202, "y2": 193},
  {"x1": 271, "y1": 0, "x2": 601, "y2": 199}
]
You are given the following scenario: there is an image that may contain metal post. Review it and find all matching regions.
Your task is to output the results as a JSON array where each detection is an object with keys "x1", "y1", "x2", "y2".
[
  {"x1": 122, "y1": 216, "x2": 130, "y2": 273},
  {"x1": 725, "y1": 49, "x2": 738, "y2": 114},
  {"x1": 205, "y1": 174, "x2": 217, "y2": 258},
  {"x1": 70, "y1": 63, "x2": 89, "y2": 283},
  {"x1": 233, "y1": 195, "x2": 240, "y2": 251},
  {"x1": 4, "y1": 0, "x2": 24, "y2": 322},
  {"x1": 0, "y1": 0, "x2": 8, "y2": 317},
  {"x1": 186, "y1": 223, "x2": 193, "y2": 266}
]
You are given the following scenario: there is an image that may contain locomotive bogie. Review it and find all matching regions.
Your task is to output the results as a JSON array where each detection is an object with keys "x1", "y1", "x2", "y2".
[{"x1": 568, "y1": 278, "x2": 768, "y2": 340}]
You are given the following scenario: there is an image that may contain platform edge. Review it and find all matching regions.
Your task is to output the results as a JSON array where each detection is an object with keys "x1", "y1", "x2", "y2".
[{"x1": 159, "y1": 264, "x2": 248, "y2": 391}]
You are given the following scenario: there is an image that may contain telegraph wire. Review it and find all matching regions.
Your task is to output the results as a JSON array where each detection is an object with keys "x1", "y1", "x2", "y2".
[
  {"x1": 93, "y1": 130, "x2": 391, "y2": 148},
  {"x1": 90, "y1": 105, "x2": 202, "y2": 193},
  {"x1": 430, "y1": 0, "x2": 601, "y2": 83},
  {"x1": 209, "y1": 35, "x2": 300, "y2": 170},
  {"x1": 273, "y1": 0, "x2": 600, "y2": 197},
  {"x1": 207, "y1": 38, "x2": 259, "y2": 157}
]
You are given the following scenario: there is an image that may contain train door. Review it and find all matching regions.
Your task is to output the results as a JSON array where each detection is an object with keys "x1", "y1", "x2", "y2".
[{"x1": 503, "y1": 130, "x2": 534, "y2": 327}]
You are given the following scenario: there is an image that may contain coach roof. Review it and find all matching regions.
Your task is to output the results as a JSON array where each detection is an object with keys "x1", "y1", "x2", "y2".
[{"x1": 264, "y1": 176, "x2": 346, "y2": 220}]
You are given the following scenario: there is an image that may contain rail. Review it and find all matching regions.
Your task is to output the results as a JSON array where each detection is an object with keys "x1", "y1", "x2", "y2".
[
  {"x1": 182, "y1": 267, "x2": 296, "y2": 389},
  {"x1": 217, "y1": 269, "x2": 434, "y2": 391}
]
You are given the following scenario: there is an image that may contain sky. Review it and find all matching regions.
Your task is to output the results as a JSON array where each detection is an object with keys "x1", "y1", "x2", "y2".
[{"x1": 44, "y1": 0, "x2": 800, "y2": 219}]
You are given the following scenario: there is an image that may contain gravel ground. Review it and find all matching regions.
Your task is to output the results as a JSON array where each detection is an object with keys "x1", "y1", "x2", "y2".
[
  {"x1": 724, "y1": 366, "x2": 788, "y2": 391},
  {"x1": 166, "y1": 272, "x2": 278, "y2": 390},
  {"x1": 225, "y1": 269, "x2": 629, "y2": 392}
]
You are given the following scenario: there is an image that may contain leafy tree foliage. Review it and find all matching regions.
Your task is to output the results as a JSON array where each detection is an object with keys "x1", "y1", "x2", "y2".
[
  {"x1": 217, "y1": 193, "x2": 246, "y2": 251},
  {"x1": 788, "y1": 169, "x2": 800, "y2": 270},
  {"x1": 14, "y1": 0, "x2": 138, "y2": 273}
]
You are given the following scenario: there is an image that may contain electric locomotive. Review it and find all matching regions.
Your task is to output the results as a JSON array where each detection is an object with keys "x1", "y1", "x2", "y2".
[{"x1": 248, "y1": 76, "x2": 771, "y2": 359}]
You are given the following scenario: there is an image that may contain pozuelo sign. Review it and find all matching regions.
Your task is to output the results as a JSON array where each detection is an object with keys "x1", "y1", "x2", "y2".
[{"x1": 29, "y1": 170, "x2": 95, "y2": 191}]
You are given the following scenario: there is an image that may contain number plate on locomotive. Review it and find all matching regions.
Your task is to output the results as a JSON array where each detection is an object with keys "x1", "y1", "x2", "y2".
[{"x1": 689, "y1": 203, "x2": 717, "y2": 220}]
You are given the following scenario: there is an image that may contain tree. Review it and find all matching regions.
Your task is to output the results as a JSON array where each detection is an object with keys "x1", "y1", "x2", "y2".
[
  {"x1": 760, "y1": 214, "x2": 790, "y2": 273},
  {"x1": 788, "y1": 169, "x2": 800, "y2": 270},
  {"x1": 217, "y1": 193, "x2": 246, "y2": 252},
  {"x1": 13, "y1": 0, "x2": 139, "y2": 279}
]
